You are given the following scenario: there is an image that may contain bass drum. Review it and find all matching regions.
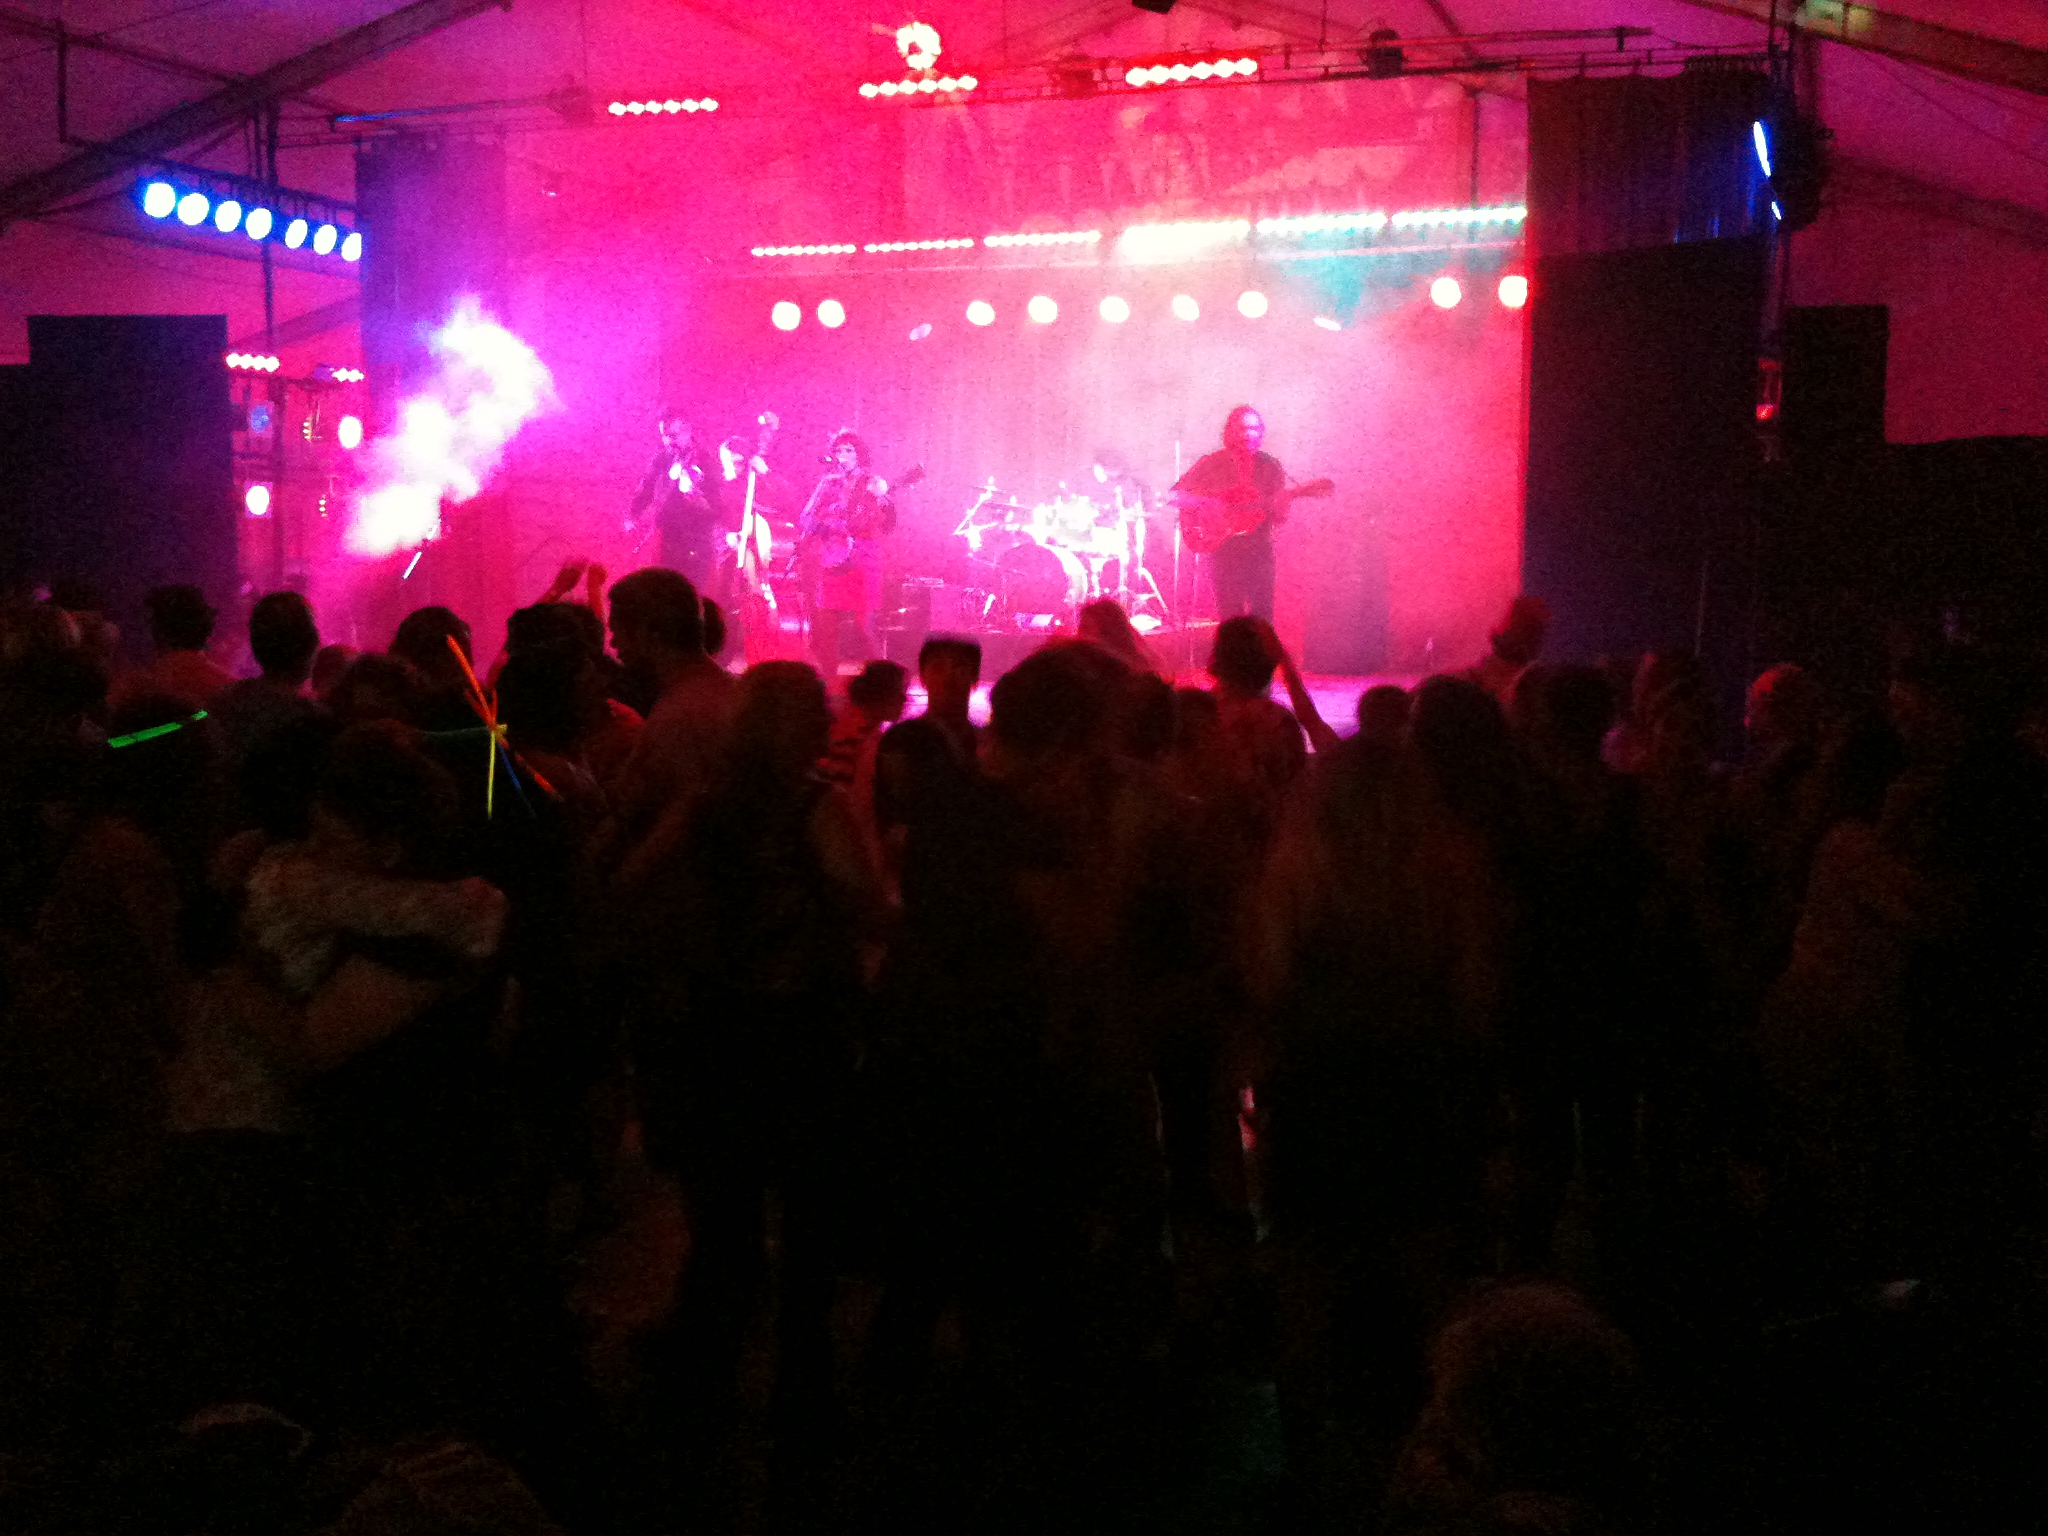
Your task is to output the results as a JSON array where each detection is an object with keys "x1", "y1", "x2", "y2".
[{"x1": 996, "y1": 540, "x2": 1088, "y2": 616}]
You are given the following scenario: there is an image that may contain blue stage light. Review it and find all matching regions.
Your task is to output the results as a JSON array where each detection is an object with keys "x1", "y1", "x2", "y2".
[
  {"x1": 142, "y1": 181, "x2": 177, "y2": 218},
  {"x1": 1752, "y1": 120, "x2": 1772, "y2": 178},
  {"x1": 311, "y1": 223, "x2": 338, "y2": 255},
  {"x1": 176, "y1": 191, "x2": 210, "y2": 226},
  {"x1": 244, "y1": 207, "x2": 274, "y2": 240},
  {"x1": 284, "y1": 217, "x2": 309, "y2": 249},
  {"x1": 212, "y1": 199, "x2": 242, "y2": 233},
  {"x1": 340, "y1": 231, "x2": 362, "y2": 262}
]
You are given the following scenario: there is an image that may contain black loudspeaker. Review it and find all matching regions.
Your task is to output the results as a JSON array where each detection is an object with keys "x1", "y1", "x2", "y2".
[
  {"x1": 0, "y1": 316, "x2": 235, "y2": 660},
  {"x1": 356, "y1": 135, "x2": 508, "y2": 432},
  {"x1": 1781, "y1": 305, "x2": 1888, "y2": 461},
  {"x1": 1524, "y1": 237, "x2": 1765, "y2": 693}
]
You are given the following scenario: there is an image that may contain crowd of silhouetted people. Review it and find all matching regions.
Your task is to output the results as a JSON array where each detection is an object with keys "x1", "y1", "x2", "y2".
[{"x1": 2, "y1": 567, "x2": 2045, "y2": 1535}]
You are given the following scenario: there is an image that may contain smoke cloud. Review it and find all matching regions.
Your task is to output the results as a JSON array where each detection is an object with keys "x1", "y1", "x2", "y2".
[{"x1": 346, "y1": 296, "x2": 557, "y2": 557}]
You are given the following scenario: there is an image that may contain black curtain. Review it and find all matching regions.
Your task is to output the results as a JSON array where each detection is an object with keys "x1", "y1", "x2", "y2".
[
  {"x1": 1, "y1": 316, "x2": 236, "y2": 659},
  {"x1": 1523, "y1": 71, "x2": 1773, "y2": 723},
  {"x1": 1527, "y1": 71, "x2": 1772, "y2": 259},
  {"x1": 1523, "y1": 237, "x2": 1766, "y2": 699}
]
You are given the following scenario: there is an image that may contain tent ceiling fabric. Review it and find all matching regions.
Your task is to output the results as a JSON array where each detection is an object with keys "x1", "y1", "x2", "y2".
[{"x1": 0, "y1": 1, "x2": 2042, "y2": 215}]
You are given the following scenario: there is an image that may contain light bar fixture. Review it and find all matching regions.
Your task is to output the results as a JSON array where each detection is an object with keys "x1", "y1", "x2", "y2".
[
  {"x1": 860, "y1": 74, "x2": 977, "y2": 99},
  {"x1": 984, "y1": 229, "x2": 1101, "y2": 248},
  {"x1": 744, "y1": 206, "x2": 1524, "y2": 266},
  {"x1": 606, "y1": 97, "x2": 719, "y2": 116},
  {"x1": 864, "y1": 238, "x2": 976, "y2": 253},
  {"x1": 1116, "y1": 218, "x2": 1251, "y2": 264},
  {"x1": 1257, "y1": 211, "x2": 1389, "y2": 236},
  {"x1": 1123, "y1": 55, "x2": 1259, "y2": 87},
  {"x1": 137, "y1": 172, "x2": 359, "y2": 266},
  {"x1": 1389, "y1": 205, "x2": 1526, "y2": 229},
  {"x1": 225, "y1": 352, "x2": 281, "y2": 373}
]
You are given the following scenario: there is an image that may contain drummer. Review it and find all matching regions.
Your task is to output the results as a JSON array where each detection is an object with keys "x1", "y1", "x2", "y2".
[{"x1": 1088, "y1": 447, "x2": 1152, "y2": 517}]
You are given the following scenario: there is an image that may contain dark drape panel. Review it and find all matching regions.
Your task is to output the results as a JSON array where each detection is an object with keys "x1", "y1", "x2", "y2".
[
  {"x1": 1524, "y1": 238, "x2": 1766, "y2": 719},
  {"x1": 5, "y1": 317, "x2": 235, "y2": 662},
  {"x1": 1528, "y1": 71, "x2": 1772, "y2": 259}
]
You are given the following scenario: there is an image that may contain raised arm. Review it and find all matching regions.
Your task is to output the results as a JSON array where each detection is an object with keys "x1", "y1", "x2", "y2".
[{"x1": 1255, "y1": 617, "x2": 1341, "y2": 756}]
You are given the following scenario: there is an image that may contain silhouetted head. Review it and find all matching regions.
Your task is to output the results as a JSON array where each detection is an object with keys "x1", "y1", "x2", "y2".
[
  {"x1": 248, "y1": 592, "x2": 318, "y2": 684},
  {"x1": 144, "y1": 584, "x2": 215, "y2": 652},
  {"x1": 1208, "y1": 616, "x2": 1276, "y2": 695},
  {"x1": 608, "y1": 567, "x2": 703, "y2": 680}
]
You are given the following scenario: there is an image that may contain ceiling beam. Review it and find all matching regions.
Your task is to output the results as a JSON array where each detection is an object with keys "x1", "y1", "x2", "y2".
[
  {"x1": 0, "y1": 4, "x2": 354, "y2": 114},
  {"x1": 0, "y1": 0, "x2": 511, "y2": 230},
  {"x1": 1672, "y1": 0, "x2": 2048, "y2": 97},
  {"x1": 1827, "y1": 153, "x2": 2048, "y2": 247}
]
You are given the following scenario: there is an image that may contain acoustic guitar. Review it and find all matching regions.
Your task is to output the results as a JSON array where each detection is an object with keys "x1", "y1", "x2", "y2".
[
  {"x1": 799, "y1": 464, "x2": 925, "y2": 570},
  {"x1": 1174, "y1": 475, "x2": 1334, "y2": 555}
]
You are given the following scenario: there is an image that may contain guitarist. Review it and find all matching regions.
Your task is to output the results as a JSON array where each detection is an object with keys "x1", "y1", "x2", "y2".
[
  {"x1": 797, "y1": 429, "x2": 896, "y2": 674},
  {"x1": 1169, "y1": 404, "x2": 1286, "y2": 621}
]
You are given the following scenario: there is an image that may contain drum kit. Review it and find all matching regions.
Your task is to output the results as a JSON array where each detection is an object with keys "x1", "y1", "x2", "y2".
[{"x1": 951, "y1": 479, "x2": 1170, "y2": 625}]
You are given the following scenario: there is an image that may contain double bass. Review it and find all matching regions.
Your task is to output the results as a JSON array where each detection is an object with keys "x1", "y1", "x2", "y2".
[{"x1": 730, "y1": 412, "x2": 785, "y2": 662}]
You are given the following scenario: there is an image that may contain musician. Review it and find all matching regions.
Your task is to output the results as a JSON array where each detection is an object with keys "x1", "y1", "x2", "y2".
[
  {"x1": 627, "y1": 408, "x2": 726, "y2": 588},
  {"x1": 1170, "y1": 405, "x2": 1283, "y2": 621},
  {"x1": 719, "y1": 410, "x2": 794, "y2": 521},
  {"x1": 1088, "y1": 447, "x2": 1152, "y2": 514},
  {"x1": 797, "y1": 429, "x2": 895, "y2": 673}
]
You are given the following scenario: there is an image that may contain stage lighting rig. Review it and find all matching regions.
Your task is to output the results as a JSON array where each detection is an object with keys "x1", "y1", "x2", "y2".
[
  {"x1": 137, "y1": 166, "x2": 359, "y2": 266},
  {"x1": 896, "y1": 21, "x2": 942, "y2": 72},
  {"x1": 605, "y1": 96, "x2": 719, "y2": 116},
  {"x1": 863, "y1": 27, "x2": 1759, "y2": 110},
  {"x1": 1364, "y1": 29, "x2": 1405, "y2": 79},
  {"x1": 1751, "y1": 98, "x2": 1828, "y2": 232},
  {"x1": 860, "y1": 74, "x2": 977, "y2": 99}
]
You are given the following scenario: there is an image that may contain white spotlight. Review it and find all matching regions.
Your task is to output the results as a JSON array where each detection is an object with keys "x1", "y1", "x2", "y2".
[
  {"x1": 1237, "y1": 289, "x2": 1269, "y2": 319},
  {"x1": 1171, "y1": 293, "x2": 1200, "y2": 322},
  {"x1": 966, "y1": 300, "x2": 995, "y2": 326},
  {"x1": 1429, "y1": 275, "x2": 1463, "y2": 309},
  {"x1": 1027, "y1": 295, "x2": 1058, "y2": 324},
  {"x1": 817, "y1": 298, "x2": 847, "y2": 328},
  {"x1": 771, "y1": 300, "x2": 801, "y2": 331},
  {"x1": 1099, "y1": 295, "x2": 1131, "y2": 323},
  {"x1": 1496, "y1": 274, "x2": 1529, "y2": 309}
]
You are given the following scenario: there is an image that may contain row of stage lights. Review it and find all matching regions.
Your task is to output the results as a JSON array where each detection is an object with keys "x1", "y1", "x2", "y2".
[
  {"x1": 750, "y1": 208, "x2": 1523, "y2": 262},
  {"x1": 752, "y1": 230, "x2": 1104, "y2": 258},
  {"x1": 140, "y1": 180, "x2": 359, "y2": 260},
  {"x1": 224, "y1": 354, "x2": 364, "y2": 382},
  {"x1": 1125, "y1": 56, "x2": 1260, "y2": 87},
  {"x1": 860, "y1": 74, "x2": 978, "y2": 98},
  {"x1": 605, "y1": 96, "x2": 719, "y2": 115},
  {"x1": 768, "y1": 274, "x2": 1528, "y2": 333}
]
